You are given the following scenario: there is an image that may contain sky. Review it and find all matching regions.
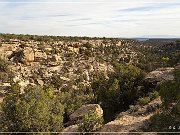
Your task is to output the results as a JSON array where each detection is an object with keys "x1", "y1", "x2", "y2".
[{"x1": 0, "y1": 0, "x2": 180, "y2": 38}]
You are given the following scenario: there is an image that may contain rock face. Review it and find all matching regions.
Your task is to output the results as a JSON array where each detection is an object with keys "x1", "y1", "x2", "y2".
[
  {"x1": 145, "y1": 67, "x2": 174, "y2": 84},
  {"x1": 23, "y1": 47, "x2": 35, "y2": 62},
  {"x1": 69, "y1": 104, "x2": 103, "y2": 124},
  {"x1": 98, "y1": 98, "x2": 162, "y2": 134},
  {"x1": 0, "y1": 50, "x2": 13, "y2": 60}
]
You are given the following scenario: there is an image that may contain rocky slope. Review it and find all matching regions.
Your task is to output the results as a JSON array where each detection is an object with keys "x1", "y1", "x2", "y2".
[{"x1": 0, "y1": 37, "x2": 144, "y2": 99}]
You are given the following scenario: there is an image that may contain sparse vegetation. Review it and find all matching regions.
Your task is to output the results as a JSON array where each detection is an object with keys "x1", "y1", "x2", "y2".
[{"x1": 137, "y1": 97, "x2": 151, "y2": 106}]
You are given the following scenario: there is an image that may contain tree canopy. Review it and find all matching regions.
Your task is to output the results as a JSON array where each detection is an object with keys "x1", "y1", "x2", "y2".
[{"x1": 0, "y1": 84, "x2": 64, "y2": 132}]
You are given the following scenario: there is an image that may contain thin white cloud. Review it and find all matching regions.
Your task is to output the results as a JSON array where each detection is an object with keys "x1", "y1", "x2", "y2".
[{"x1": 0, "y1": 0, "x2": 180, "y2": 37}]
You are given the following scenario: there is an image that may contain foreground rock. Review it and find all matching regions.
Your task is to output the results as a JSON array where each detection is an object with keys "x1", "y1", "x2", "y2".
[
  {"x1": 60, "y1": 125, "x2": 78, "y2": 135},
  {"x1": 69, "y1": 104, "x2": 103, "y2": 125},
  {"x1": 98, "y1": 98, "x2": 162, "y2": 135},
  {"x1": 61, "y1": 104, "x2": 103, "y2": 134}
]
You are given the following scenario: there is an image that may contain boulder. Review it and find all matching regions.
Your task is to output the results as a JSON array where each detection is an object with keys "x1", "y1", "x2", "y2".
[
  {"x1": 69, "y1": 104, "x2": 103, "y2": 124},
  {"x1": 36, "y1": 79, "x2": 44, "y2": 86},
  {"x1": 23, "y1": 47, "x2": 35, "y2": 62}
]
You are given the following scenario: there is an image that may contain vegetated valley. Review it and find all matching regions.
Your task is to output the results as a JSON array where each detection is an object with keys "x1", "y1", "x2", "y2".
[{"x1": 0, "y1": 33, "x2": 180, "y2": 134}]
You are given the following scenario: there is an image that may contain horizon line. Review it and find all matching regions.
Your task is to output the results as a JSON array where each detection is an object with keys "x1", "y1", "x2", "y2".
[{"x1": 1, "y1": 32, "x2": 180, "y2": 39}]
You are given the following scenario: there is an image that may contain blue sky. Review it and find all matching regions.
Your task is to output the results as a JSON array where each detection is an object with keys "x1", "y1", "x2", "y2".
[{"x1": 0, "y1": 0, "x2": 180, "y2": 38}]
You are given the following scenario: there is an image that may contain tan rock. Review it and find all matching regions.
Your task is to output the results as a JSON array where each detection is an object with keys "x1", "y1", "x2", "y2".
[
  {"x1": 70, "y1": 104, "x2": 103, "y2": 123},
  {"x1": 23, "y1": 47, "x2": 34, "y2": 62},
  {"x1": 36, "y1": 79, "x2": 44, "y2": 86},
  {"x1": 60, "y1": 76, "x2": 70, "y2": 82},
  {"x1": 0, "y1": 49, "x2": 13, "y2": 60},
  {"x1": 0, "y1": 96, "x2": 4, "y2": 104},
  {"x1": 34, "y1": 51, "x2": 47, "y2": 61},
  {"x1": 1, "y1": 43, "x2": 18, "y2": 51},
  {"x1": 145, "y1": 67, "x2": 174, "y2": 83},
  {"x1": 60, "y1": 125, "x2": 78, "y2": 135},
  {"x1": 52, "y1": 54, "x2": 62, "y2": 62}
]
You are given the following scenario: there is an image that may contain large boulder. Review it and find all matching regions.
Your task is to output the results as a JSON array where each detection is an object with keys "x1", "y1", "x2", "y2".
[
  {"x1": 69, "y1": 104, "x2": 103, "y2": 125},
  {"x1": 23, "y1": 47, "x2": 34, "y2": 62}
]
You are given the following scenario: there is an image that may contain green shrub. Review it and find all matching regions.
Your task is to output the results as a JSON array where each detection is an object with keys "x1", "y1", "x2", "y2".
[
  {"x1": 147, "y1": 112, "x2": 180, "y2": 132},
  {"x1": 174, "y1": 68, "x2": 180, "y2": 82},
  {"x1": 92, "y1": 64, "x2": 145, "y2": 121},
  {"x1": 78, "y1": 111, "x2": 103, "y2": 132},
  {"x1": 57, "y1": 90, "x2": 94, "y2": 116},
  {"x1": 0, "y1": 72, "x2": 12, "y2": 83},
  {"x1": 149, "y1": 91, "x2": 159, "y2": 100},
  {"x1": 159, "y1": 81, "x2": 180, "y2": 108},
  {"x1": 50, "y1": 73, "x2": 63, "y2": 89},
  {"x1": 137, "y1": 97, "x2": 150, "y2": 106},
  {"x1": 83, "y1": 42, "x2": 92, "y2": 49},
  {"x1": 0, "y1": 59, "x2": 9, "y2": 72},
  {"x1": 38, "y1": 44, "x2": 46, "y2": 52},
  {"x1": 0, "y1": 84, "x2": 64, "y2": 132}
]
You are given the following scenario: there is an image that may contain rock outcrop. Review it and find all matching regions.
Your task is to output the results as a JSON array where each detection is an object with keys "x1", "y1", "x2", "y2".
[
  {"x1": 98, "y1": 98, "x2": 162, "y2": 134},
  {"x1": 145, "y1": 67, "x2": 174, "y2": 85},
  {"x1": 8, "y1": 47, "x2": 34, "y2": 63}
]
